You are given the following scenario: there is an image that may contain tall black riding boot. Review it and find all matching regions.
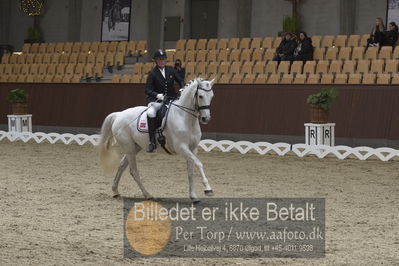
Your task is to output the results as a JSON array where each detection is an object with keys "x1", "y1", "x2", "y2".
[{"x1": 146, "y1": 116, "x2": 157, "y2": 152}]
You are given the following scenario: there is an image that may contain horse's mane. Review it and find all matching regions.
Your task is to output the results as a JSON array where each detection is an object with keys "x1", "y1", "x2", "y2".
[{"x1": 180, "y1": 78, "x2": 203, "y2": 97}]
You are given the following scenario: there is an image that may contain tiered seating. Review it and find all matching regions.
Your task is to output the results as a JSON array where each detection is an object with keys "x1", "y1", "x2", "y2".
[
  {"x1": 0, "y1": 40, "x2": 147, "y2": 83},
  {"x1": 5, "y1": 35, "x2": 397, "y2": 84},
  {"x1": 114, "y1": 61, "x2": 152, "y2": 83},
  {"x1": 148, "y1": 35, "x2": 399, "y2": 84}
]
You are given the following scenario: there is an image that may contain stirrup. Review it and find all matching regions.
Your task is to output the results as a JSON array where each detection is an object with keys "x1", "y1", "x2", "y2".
[{"x1": 146, "y1": 142, "x2": 156, "y2": 153}]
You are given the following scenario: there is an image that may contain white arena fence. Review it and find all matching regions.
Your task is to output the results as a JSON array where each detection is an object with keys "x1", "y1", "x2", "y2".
[{"x1": 1, "y1": 130, "x2": 399, "y2": 161}]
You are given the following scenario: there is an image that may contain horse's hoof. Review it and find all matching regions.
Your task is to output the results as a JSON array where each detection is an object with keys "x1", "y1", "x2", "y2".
[
  {"x1": 190, "y1": 197, "x2": 201, "y2": 204},
  {"x1": 204, "y1": 190, "x2": 214, "y2": 196},
  {"x1": 113, "y1": 194, "x2": 120, "y2": 198}
]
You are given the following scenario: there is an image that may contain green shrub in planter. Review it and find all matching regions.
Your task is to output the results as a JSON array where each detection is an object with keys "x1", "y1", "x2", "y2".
[
  {"x1": 6, "y1": 88, "x2": 29, "y2": 103},
  {"x1": 306, "y1": 88, "x2": 337, "y2": 111},
  {"x1": 6, "y1": 88, "x2": 29, "y2": 114}
]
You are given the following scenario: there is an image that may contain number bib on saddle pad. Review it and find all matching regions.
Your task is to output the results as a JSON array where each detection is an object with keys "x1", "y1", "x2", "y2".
[{"x1": 137, "y1": 103, "x2": 170, "y2": 133}]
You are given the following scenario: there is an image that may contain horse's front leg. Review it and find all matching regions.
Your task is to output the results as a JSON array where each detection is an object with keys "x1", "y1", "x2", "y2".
[
  {"x1": 187, "y1": 159, "x2": 200, "y2": 203},
  {"x1": 179, "y1": 146, "x2": 213, "y2": 197}
]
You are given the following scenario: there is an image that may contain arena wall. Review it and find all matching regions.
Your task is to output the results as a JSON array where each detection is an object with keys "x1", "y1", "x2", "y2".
[
  {"x1": 80, "y1": 0, "x2": 102, "y2": 42},
  {"x1": 1, "y1": 83, "x2": 399, "y2": 147}
]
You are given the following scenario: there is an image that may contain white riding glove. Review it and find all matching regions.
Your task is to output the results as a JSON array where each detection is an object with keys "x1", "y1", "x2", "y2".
[{"x1": 156, "y1": 94, "x2": 164, "y2": 101}]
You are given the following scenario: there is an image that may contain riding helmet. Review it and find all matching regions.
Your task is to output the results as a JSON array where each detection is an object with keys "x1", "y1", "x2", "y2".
[{"x1": 153, "y1": 49, "x2": 167, "y2": 60}]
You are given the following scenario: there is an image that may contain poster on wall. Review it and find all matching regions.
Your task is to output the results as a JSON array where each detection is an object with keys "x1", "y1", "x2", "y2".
[
  {"x1": 101, "y1": 0, "x2": 131, "y2": 41},
  {"x1": 387, "y1": 0, "x2": 399, "y2": 25}
]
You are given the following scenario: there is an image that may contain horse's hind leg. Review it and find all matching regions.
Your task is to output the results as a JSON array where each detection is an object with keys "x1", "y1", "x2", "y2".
[
  {"x1": 127, "y1": 153, "x2": 153, "y2": 199},
  {"x1": 112, "y1": 155, "x2": 128, "y2": 198}
]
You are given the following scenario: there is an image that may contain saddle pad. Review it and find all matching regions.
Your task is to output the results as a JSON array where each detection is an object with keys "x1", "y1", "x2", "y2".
[
  {"x1": 138, "y1": 113, "x2": 149, "y2": 132},
  {"x1": 137, "y1": 106, "x2": 169, "y2": 133}
]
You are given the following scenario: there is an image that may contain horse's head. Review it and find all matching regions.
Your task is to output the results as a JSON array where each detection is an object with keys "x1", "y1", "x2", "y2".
[{"x1": 195, "y1": 78, "x2": 215, "y2": 124}]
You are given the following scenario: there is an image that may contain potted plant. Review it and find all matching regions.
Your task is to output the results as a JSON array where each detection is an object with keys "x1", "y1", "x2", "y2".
[
  {"x1": 6, "y1": 88, "x2": 29, "y2": 114},
  {"x1": 21, "y1": 0, "x2": 46, "y2": 43},
  {"x1": 306, "y1": 88, "x2": 337, "y2": 123},
  {"x1": 24, "y1": 26, "x2": 43, "y2": 43},
  {"x1": 281, "y1": 0, "x2": 302, "y2": 36},
  {"x1": 283, "y1": 15, "x2": 300, "y2": 35}
]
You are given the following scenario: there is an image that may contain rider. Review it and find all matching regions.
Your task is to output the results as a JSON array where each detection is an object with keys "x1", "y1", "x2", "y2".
[{"x1": 144, "y1": 49, "x2": 185, "y2": 153}]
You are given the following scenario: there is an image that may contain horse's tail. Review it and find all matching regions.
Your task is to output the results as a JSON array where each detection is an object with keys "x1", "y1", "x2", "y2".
[{"x1": 98, "y1": 112, "x2": 120, "y2": 173}]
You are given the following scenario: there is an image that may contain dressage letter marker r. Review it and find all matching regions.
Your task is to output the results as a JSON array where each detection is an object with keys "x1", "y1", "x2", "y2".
[
  {"x1": 310, "y1": 129, "x2": 315, "y2": 139},
  {"x1": 325, "y1": 129, "x2": 330, "y2": 138}
]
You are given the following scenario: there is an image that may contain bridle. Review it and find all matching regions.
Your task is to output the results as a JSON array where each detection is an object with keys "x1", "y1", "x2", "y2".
[
  {"x1": 194, "y1": 85, "x2": 212, "y2": 111},
  {"x1": 171, "y1": 84, "x2": 213, "y2": 118}
]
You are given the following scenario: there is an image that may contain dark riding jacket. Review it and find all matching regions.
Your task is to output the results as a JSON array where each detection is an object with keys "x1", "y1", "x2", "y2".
[{"x1": 145, "y1": 66, "x2": 185, "y2": 104}]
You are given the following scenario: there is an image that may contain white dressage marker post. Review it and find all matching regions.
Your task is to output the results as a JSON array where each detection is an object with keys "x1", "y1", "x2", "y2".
[
  {"x1": 305, "y1": 123, "x2": 335, "y2": 146},
  {"x1": 8, "y1": 114, "x2": 32, "y2": 133}
]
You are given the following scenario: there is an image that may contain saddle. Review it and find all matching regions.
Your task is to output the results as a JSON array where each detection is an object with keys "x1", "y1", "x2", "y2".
[{"x1": 137, "y1": 102, "x2": 170, "y2": 133}]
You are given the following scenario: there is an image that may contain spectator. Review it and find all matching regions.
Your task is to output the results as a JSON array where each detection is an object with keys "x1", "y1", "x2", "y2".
[
  {"x1": 174, "y1": 59, "x2": 185, "y2": 80},
  {"x1": 273, "y1": 32, "x2": 297, "y2": 61},
  {"x1": 294, "y1": 31, "x2": 314, "y2": 62},
  {"x1": 367, "y1": 17, "x2": 385, "y2": 47},
  {"x1": 384, "y1": 22, "x2": 399, "y2": 47}
]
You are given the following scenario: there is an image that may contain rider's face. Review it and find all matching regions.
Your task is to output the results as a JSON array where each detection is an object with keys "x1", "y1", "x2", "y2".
[{"x1": 155, "y1": 58, "x2": 166, "y2": 69}]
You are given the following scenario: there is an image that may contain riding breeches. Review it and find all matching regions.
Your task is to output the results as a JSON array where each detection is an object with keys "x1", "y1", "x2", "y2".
[{"x1": 147, "y1": 102, "x2": 163, "y2": 118}]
